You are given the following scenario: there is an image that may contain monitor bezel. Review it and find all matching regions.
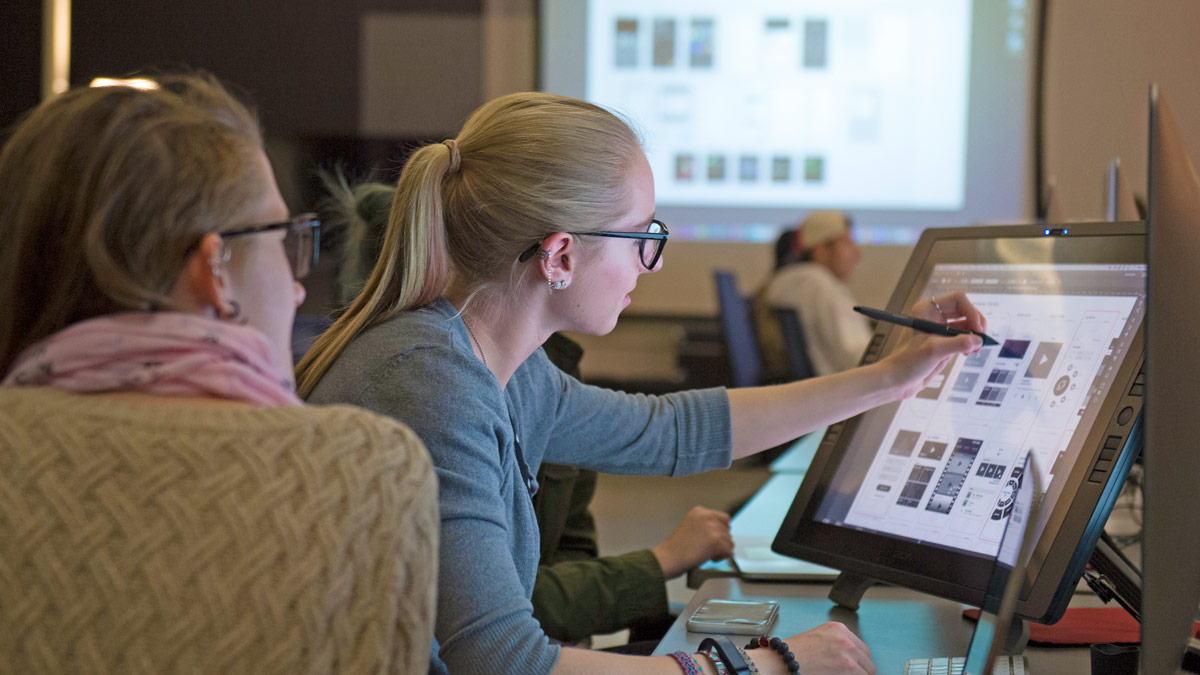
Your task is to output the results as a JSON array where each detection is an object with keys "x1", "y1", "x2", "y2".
[{"x1": 772, "y1": 220, "x2": 1146, "y2": 623}]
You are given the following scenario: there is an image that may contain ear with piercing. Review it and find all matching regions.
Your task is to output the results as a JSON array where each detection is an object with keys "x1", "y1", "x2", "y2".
[{"x1": 208, "y1": 247, "x2": 231, "y2": 277}]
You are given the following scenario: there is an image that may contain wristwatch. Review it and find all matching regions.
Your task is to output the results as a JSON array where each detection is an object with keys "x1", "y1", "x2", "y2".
[{"x1": 699, "y1": 636, "x2": 756, "y2": 675}]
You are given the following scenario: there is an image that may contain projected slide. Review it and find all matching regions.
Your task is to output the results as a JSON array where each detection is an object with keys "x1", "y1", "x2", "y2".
[
  {"x1": 586, "y1": 0, "x2": 972, "y2": 210},
  {"x1": 838, "y1": 264, "x2": 1143, "y2": 556}
]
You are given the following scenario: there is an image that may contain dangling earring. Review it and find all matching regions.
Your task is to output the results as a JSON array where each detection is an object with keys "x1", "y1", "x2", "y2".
[
  {"x1": 547, "y1": 272, "x2": 566, "y2": 291},
  {"x1": 218, "y1": 300, "x2": 244, "y2": 323}
]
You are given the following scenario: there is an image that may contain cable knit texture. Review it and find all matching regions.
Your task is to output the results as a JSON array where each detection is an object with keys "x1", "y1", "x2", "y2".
[{"x1": 0, "y1": 387, "x2": 438, "y2": 675}]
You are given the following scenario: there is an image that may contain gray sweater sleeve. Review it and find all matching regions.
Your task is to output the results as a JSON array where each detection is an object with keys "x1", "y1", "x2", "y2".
[{"x1": 513, "y1": 348, "x2": 733, "y2": 477}]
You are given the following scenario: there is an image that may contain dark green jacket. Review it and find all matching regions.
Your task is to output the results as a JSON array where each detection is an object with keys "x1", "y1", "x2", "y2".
[{"x1": 531, "y1": 335, "x2": 669, "y2": 643}]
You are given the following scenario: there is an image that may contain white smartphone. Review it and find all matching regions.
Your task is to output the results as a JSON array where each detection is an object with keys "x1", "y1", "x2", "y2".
[{"x1": 684, "y1": 599, "x2": 780, "y2": 635}]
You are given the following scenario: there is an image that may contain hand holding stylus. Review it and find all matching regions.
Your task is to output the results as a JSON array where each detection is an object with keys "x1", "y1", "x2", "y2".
[{"x1": 853, "y1": 305, "x2": 999, "y2": 346}]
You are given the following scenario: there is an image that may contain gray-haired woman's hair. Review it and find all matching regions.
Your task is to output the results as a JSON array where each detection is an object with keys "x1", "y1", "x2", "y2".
[
  {"x1": 0, "y1": 73, "x2": 266, "y2": 376},
  {"x1": 296, "y1": 92, "x2": 643, "y2": 396}
]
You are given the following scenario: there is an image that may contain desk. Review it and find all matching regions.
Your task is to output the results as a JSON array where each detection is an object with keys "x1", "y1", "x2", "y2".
[
  {"x1": 655, "y1": 578, "x2": 1101, "y2": 674},
  {"x1": 769, "y1": 428, "x2": 825, "y2": 473}
]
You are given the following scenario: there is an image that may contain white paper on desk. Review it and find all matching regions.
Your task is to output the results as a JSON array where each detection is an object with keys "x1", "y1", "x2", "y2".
[
  {"x1": 733, "y1": 535, "x2": 840, "y2": 580},
  {"x1": 731, "y1": 473, "x2": 839, "y2": 580}
]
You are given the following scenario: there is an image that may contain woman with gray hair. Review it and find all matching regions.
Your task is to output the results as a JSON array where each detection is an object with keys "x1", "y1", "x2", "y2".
[{"x1": 0, "y1": 74, "x2": 437, "y2": 674}]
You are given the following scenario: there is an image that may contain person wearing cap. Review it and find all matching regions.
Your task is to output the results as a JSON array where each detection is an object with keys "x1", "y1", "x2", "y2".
[{"x1": 754, "y1": 210, "x2": 872, "y2": 378}]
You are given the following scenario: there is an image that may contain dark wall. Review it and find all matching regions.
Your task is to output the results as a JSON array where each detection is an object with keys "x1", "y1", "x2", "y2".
[
  {"x1": 0, "y1": 2, "x2": 43, "y2": 134},
  {"x1": 2, "y1": 0, "x2": 483, "y2": 137}
]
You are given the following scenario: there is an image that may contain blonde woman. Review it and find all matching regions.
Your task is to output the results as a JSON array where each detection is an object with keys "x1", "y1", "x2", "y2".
[
  {"x1": 0, "y1": 75, "x2": 437, "y2": 673},
  {"x1": 298, "y1": 92, "x2": 986, "y2": 675}
]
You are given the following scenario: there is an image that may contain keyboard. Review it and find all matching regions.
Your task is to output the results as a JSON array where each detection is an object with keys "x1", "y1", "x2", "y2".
[{"x1": 903, "y1": 655, "x2": 1028, "y2": 675}]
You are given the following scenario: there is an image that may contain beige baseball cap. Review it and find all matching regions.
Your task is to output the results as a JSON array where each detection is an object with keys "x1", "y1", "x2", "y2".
[{"x1": 796, "y1": 211, "x2": 850, "y2": 252}]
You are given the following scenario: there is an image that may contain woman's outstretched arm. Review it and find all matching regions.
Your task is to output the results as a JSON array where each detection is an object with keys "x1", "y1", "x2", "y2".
[{"x1": 729, "y1": 293, "x2": 987, "y2": 459}]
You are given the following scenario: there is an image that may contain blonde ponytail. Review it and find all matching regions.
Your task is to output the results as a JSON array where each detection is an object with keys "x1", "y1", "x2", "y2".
[
  {"x1": 296, "y1": 142, "x2": 456, "y2": 397},
  {"x1": 296, "y1": 92, "x2": 642, "y2": 397}
]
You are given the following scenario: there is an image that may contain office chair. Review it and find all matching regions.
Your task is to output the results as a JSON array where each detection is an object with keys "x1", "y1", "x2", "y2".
[
  {"x1": 773, "y1": 307, "x2": 816, "y2": 381},
  {"x1": 713, "y1": 270, "x2": 765, "y2": 388}
]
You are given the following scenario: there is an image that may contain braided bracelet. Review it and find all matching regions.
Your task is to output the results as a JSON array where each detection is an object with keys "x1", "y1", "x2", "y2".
[
  {"x1": 745, "y1": 635, "x2": 801, "y2": 673},
  {"x1": 668, "y1": 650, "x2": 705, "y2": 675}
]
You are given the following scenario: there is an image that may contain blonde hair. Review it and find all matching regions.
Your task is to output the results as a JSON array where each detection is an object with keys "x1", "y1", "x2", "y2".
[
  {"x1": 0, "y1": 73, "x2": 268, "y2": 376},
  {"x1": 296, "y1": 92, "x2": 643, "y2": 397}
]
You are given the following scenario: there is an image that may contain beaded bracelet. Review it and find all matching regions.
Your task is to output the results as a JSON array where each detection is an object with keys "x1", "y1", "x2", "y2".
[
  {"x1": 668, "y1": 650, "x2": 705, "y2": 675},
  {"x1": 745, "y1": 635, "x2": 801, "y2": 673}
]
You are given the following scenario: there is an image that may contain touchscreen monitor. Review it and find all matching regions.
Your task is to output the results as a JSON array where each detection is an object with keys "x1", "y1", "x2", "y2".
[{"x1": 772, "y1": 222, "x2": 1146, "y2": 623}]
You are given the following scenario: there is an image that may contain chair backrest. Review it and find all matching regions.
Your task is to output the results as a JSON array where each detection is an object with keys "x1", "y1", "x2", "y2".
[
  {"x1": 713, "y1": 270, "x2": 764, "y2": 388},
  {"x1": 0, "y1": 390, "x2": 438, "y2": 674},
  {"x1": 773, "y1": 306, "x2": 816, "y2": 381}
]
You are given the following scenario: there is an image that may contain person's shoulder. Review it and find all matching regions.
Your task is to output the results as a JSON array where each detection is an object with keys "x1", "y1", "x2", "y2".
[
  {"x1": 309, "y1": 300, "x2": 488, "y2": 404},
  {"x1": 346, "y1": 300, "x2": 461, "y2": 363}
]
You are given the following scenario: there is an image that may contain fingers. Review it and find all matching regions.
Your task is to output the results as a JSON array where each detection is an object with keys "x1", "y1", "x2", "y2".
[{"x1": 780, "y1": 622, "x2": 875, "y2": 674}]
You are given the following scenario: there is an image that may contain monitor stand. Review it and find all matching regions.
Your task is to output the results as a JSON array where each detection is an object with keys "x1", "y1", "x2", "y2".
[
  {"x1": 829, "y1": 570, "x2": 877, "y2": 611},
  {"x1": 829, "y1": 570, "x2": 1030, "y2": 654}
]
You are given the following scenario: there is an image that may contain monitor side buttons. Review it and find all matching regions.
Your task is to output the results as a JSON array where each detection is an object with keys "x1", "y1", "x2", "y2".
[{"x1": 1117, "y1": 406, "x2": 1135, "y2": 426}]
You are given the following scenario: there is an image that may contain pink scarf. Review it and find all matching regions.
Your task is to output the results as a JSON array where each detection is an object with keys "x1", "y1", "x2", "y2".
[{"x1": 2, "y1": 312, "x2": 302, "y2": 406}]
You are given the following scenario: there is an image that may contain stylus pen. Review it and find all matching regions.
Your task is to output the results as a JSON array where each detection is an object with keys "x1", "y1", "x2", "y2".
[{"x1": 853, "y1": 305, "x2": 999, "y2": 346}]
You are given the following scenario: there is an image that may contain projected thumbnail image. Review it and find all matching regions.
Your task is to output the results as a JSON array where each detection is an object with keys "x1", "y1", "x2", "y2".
[
  {"x1": 739, "y1": 155, "x2": 758, "y2": 182},
  {"x1": 690, "y1": 18, "x2": 714, "y2": 68},
  {"x1": 804, "y1": 156, "x2": 825, "y2": 183},
  {"x1": 675, "y1": 154, "x2": 694, "y2": 180},
  {"x1": 653, "y1": 18, "x2": 675, "y2": 67},
  {"x1": 707, "y1": 154, "x2": 725, "y2": 180},
  {"x1": 771, "y1": 156, "x2": 790, "y2": 182},
  {"x1": 614, "y1": 18, "x2": 638, "y2": 68},
  {"x1": 897, "y1": 464, "x2": 937, "y2": 508},
  {"x1": 925, "y1": 437, "x2": 983, "y2": 514},
  {"x1": 802, "y1": 18, "x2": 829, "y2": 69}
]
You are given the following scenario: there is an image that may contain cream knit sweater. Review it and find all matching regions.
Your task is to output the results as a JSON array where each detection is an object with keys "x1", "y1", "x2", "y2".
[{"x1": 0, "y1": 387, "x2": 437, "y2": 675}]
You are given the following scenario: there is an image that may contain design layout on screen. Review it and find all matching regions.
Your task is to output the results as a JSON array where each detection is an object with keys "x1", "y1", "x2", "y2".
[
  {"x1": 831, "y1": 263, "x2": 1144, "y2": 557},
  {"x1": 587, "y1": 0, "x2": 970, "y2": 210}
]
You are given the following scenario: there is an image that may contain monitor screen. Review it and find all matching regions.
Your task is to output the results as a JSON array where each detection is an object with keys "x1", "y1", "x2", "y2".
[
  {"x1": 773, "y1": 222, "x2": 1146, "y2": 623},
  {"x1": 539, "y1": 0, "x2": 1036, "y2": 240}
]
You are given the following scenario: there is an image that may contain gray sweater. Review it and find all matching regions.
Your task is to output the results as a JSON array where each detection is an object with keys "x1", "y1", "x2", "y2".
[{"x1": 307, "y1": 298, "x2": 733, "y2": 674}]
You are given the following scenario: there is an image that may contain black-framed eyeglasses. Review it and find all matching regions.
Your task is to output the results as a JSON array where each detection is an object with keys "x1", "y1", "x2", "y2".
[
  {"x1": 222, "y1": 213, "x2": 321, "y2": 280},
  {"x1": 517, "y1": 219, "x2": 669, "y2": 270}
]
